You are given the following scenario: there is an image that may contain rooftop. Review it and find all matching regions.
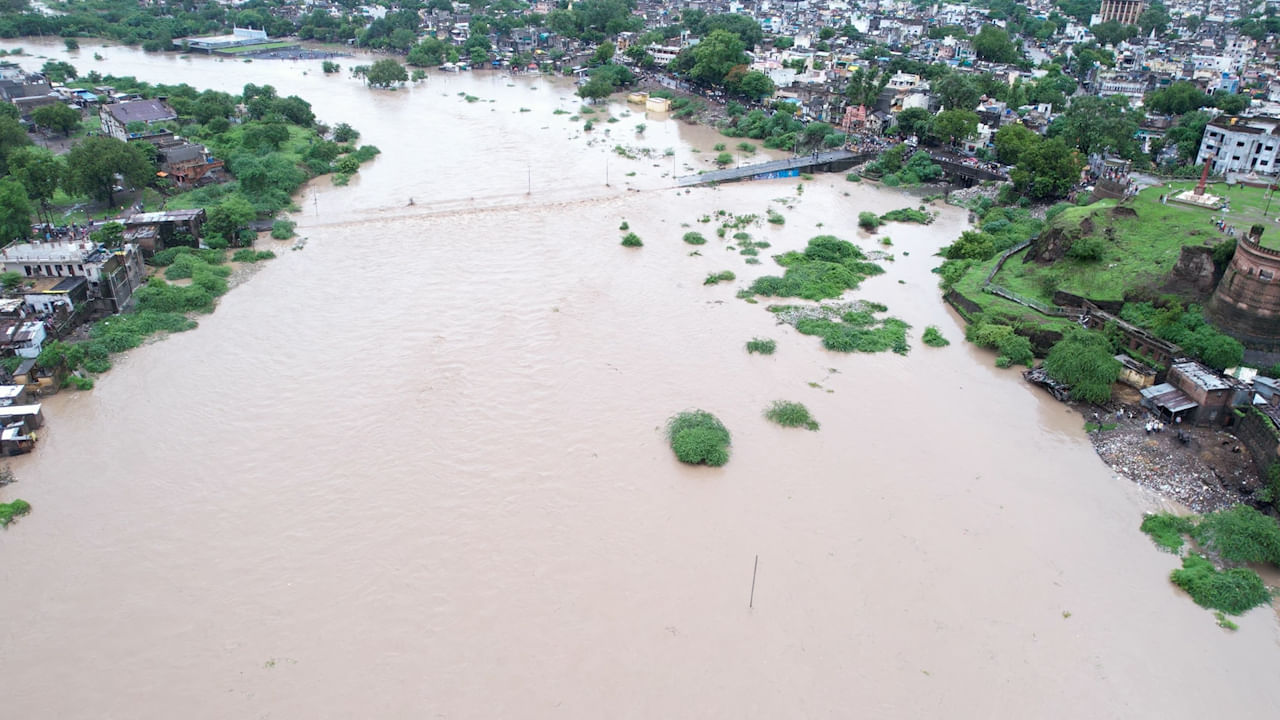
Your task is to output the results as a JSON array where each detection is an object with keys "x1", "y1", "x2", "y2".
[
  {"x1": 1172, "y1": 360, "x2": 1232, "y2": 391},
  {"x1": 125, "y1": 209, "x2": 205, "y2": 224},
  {"x1": 0, "y1": 240, "x2": 98, "y2": 263},
  {"x1": 103, "y1": 99, "x2": 177, "y2": 127},
  {"x1": 1141, "y1": 382, "x2": 1200, "y2": 414}
]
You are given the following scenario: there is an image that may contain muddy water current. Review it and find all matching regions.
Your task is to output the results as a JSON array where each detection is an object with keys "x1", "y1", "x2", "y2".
[{"x1": 0, "y1": 41, "x2": 1278, "y2": 719}]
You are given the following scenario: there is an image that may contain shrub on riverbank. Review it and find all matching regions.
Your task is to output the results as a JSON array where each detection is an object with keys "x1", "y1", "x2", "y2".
[
  {"x1": 765, "y1": 401, "x2": 819, "y2": 431},
  {"x1": 620, "y1": 232, "x2": 643, "y2": 247},
  {"x1": 270, "y1": 219, "x2": 296, "y2": 239},
  {"x1": 1044, "y1": 328, "x2": 1121, "y2": 403},
  {"x1": 1140, "y1": 512, "x2": 1194, "y2": 552},
  {"x1": 965, "y1": 320, "x2": 1034, "y2": 367},
  {"x1": 232, "y1": 249, "x2": 276, "y2": 263},
  {"x1": 1171, "y1": 554, "x2": 1270, "y2": 615},
  {"x1": 858, "y1": 212, "x2": 882, "y2": 232},
  {"x1": 1191, "y1": 504, "x2": 1280, "y2": 566},
  {"x1": 704, "y1": 271, "x2": 735, "y2": 285},
  {"x1": 683, "y1": 231, "x2": 706, "y2": 245},
  {"x1": 667, "y1": 411, "x2": 731, "y2": 467},
  {"x1": 746, "y1": 337, "x2": 776, "y2": 355},
  {"x1": 0, "y1": 499, "x2": 31, "y2": 527}
]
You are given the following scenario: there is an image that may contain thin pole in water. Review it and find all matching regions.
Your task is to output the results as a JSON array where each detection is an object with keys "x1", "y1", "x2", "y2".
[
  {"x1": 749, "y1": 554, "x2": 758, "y2": 609},
  {"x1": 527, "y1": 163, "x2": 532, "y2": 195}
]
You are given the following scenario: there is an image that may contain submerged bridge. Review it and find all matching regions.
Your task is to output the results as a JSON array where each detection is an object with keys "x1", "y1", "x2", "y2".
[
  {"x1": 675, "y1": 146, "x2": 1007, "y2": 188},
  {"x1": 675, "y1": 150, "x2": 871, "y2": 187}
]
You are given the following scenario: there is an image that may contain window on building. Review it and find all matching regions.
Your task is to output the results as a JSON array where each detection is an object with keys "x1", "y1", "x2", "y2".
[
  {"x1": 23, "y1": 265, "x2": 30, "y2": 276},
  {"x1": 1260, "y1": 269, "x2": 1274, "y2": 281}
]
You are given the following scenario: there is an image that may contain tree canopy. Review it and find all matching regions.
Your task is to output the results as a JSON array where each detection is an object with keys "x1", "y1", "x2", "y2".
[
  {"x1": 30, "y1": 103, "x2": 80, "y2": 136},
  {"x1": 1049, "y1": 95, "x2": 1141, "y2": 159},
  {"x1": 672, "y1": 29, "x2": 748, "y2": 87},
  {"x1": 1145, "y1": 81, "x2": 1212, "y2": 115},
  {"x1": 365, "y1": 59, "x2": 408, "y2": 88},
  {"x1": 972, "y1": 25, "x2": 1021, "y2": 63},
  {"x1": 1044, "y1": 328, "x2": 1121, "y2": 404},
  {"x1": 63, "y1": 136, "x2": 153, "y2": 206},
  {"x1": 1010, "y1": 137, "x2": 1084, "y2": 200},
  {"x1": 0, "y1": 176, "x2": 32, "y2": 242}
]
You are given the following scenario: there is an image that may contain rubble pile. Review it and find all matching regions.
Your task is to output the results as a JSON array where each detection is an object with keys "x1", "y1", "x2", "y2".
[{"x1": 1089, "y1": 419, "x2": 1259, "y2": 513}]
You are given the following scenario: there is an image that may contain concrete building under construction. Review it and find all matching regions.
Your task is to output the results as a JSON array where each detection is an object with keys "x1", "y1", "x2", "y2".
[{"x1": 1098, "y1": 0, "x2": 1145, "y2": 25}]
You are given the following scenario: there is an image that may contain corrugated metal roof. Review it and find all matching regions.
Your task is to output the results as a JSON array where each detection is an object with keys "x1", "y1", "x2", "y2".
[
  {"x1": 1141, "y1": 383, "x2": 1199, "y2": 413},
  {"x1": 1172, "y1": 360, "x2": 1231, "y2": 392}
]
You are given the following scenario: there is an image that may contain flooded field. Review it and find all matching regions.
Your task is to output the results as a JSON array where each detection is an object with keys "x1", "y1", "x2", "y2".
[{"x1": 0, "y1": 40, "x2": 1277, "y2": 719}]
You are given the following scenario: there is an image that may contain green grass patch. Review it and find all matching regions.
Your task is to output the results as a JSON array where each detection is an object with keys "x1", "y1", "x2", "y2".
[
  {"x1": 704, "y1": 270, "x2": 735, "y2": 285},
  {"x1": 984, "y1": 187, "x2": 1239, "y2": 303},
  {"x1": 745, "y1": 337, "x2": 776, "y2": 355},
  {"x1": 1140, "y1": 512, "x2": 1195, "y2": 552},
  {"x1": 922, "y1": 326, "x2": 949, "y2": 347},
  {"x1": 683, "y1": 231, "x2": 706, "y2": 245},
  {"x1": 1083, "y1": 422, "x2": 1119, "y2": 432},
  {"x1": 620, "y1": 232, "x2": 643, "y2": 247},
  {"x1": 0, "y1": 498, "x2": 31, "y2": 527},
  {"x1": 1170, "y1": 554, "x2": 1271, "y2": 615},
  {"x1": 217, "y1": 41, "x2": 297, "y2": 54},
  {"x1": 667, "y1": 410, "x2": 731, "y2": 467},
  {"x1": 764, "y1": 400, "x2": 819, "y2": 431},
  {"x1": 767, "y1": 209, "x2": 785, "y2": 225},
  {"x1": 796, "y1": 314, "x2": 909, "y2": 354},
  {"x1": 747, "y1": 236, "x2": 883, "y2": 301}
]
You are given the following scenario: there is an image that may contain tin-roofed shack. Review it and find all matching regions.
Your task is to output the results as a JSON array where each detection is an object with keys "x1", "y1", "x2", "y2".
[
  {"x1": 1140, "y1": 382, "x2": 1199, "y2": 423},
  {"x1": 123, "y1": 209, "x2": 206, "y2": 255},
  {"x1": 1168, "y1": 360, "x2": 1235, "y2": 426}
]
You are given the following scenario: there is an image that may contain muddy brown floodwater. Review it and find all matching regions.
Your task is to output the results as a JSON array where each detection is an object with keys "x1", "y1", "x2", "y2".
[{"x1": 0, "y1": 40, "x2": 1278, "y2": 719}]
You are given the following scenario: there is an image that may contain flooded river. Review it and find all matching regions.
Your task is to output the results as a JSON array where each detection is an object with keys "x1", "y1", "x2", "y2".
[{"x1": 1, "y1": 41, "x2": 1278, "y2": 718}]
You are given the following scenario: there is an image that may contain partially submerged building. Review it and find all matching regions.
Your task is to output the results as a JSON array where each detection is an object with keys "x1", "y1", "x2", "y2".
[{"x1": 174, "y1": 27, "x2": 272, "y2": 54}]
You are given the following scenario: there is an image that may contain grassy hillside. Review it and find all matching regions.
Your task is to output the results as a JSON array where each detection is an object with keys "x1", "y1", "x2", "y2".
[{"x1": 988, "y1": 186, "x2": 1235, "y2": 304}]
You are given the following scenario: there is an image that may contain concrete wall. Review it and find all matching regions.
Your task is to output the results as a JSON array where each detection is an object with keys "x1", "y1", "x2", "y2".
[{"x1": 1235, "y1": 408, "x2": 1280, "y2": 475}]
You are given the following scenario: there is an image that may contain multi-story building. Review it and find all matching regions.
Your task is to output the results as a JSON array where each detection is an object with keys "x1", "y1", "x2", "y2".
[
  {"x1": 0, "y1": 241, "x2": 146, "y2": 313},
  {"x1": 1195, "y1": 117, "x2": 1280, "y2": 176}
]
